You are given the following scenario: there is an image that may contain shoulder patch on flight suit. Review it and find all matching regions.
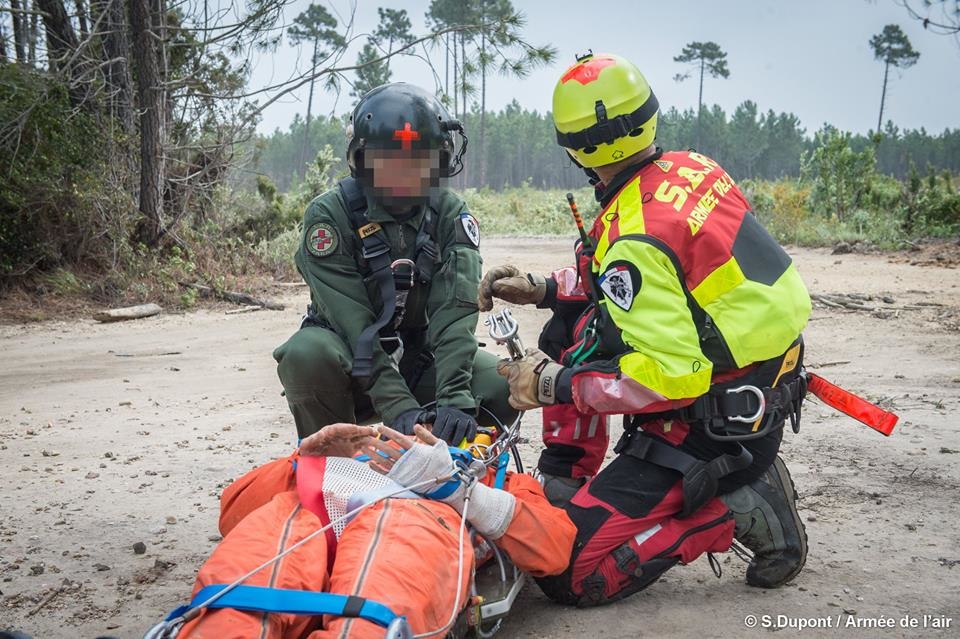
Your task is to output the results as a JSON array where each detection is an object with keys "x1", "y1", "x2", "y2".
[
  {"x1": 305, "y1": 222, "x2": 339, "y2": 257},
  {"x1": 457, "y1": 212, "x2": 480, "y2": 248},
  {"x1": 598, "y1": 261, "x2": 642, "y2": 311}
]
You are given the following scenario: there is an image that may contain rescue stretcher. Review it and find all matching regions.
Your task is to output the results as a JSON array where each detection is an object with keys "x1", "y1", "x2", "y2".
[{"x1": 144, "y1": 311, "x2": 530, "y2": 639}]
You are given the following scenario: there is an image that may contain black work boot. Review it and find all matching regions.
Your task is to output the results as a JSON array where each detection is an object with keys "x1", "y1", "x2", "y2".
[
  {"x1": 538, "y1": 472, "x2": 586, "y2": 508},
  {"x1": 720, "y1": 456, "x2": 807, "y2": 588}
]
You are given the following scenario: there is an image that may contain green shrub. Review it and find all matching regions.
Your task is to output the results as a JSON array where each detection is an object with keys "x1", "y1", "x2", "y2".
[
  {"x1": 0, "y1": 65, "x2": 135, "y2": 282},
  {"x1": 801, "y1": 129, "x2": 878, "y2": 222}
]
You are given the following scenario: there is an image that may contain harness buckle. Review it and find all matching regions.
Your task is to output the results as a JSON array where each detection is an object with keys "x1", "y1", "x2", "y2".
[
  {"x1": 362, "y1": 242, "x2": 391, "y2": 261},
  {"x1": 725, "y1": 385, "x2": 766, "y2": 423},
  {"x1": 391, "y1": 258, "x2": 416, "y2": 290}
]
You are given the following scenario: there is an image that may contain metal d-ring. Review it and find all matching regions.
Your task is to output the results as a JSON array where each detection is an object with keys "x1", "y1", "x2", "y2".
[{"x1": 725, "y1": 385, "x2": 766, "y2": 423}]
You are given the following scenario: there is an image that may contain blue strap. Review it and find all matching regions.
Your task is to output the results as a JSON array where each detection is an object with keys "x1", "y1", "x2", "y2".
[
  {"x1": 494, "y1": 451, "x2": 509, "y2": 490},
  {"x1": 182, "y1": 585, "x2": 401, "y2": 628},
  {"x1": 424, "y1": 477, "x2": 461, "y2": 500}
]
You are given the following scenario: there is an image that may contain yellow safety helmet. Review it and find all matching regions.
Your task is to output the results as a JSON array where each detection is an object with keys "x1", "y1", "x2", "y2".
[{"x1": 552, "y1": 52, "x2": 659, "y2": 168}]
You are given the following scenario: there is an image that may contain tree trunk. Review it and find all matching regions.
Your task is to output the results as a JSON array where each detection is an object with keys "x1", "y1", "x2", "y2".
[
  {"x1": 74, "y1": 0, "x2": 88, "y2": 41},
  {"x1": 460, "y1": 31, "x2": 467, "y2": 186},
  {"x1": 0, "y1": 19, "x2": 6, "y2": 62},
  {"x1": 301, "y1": 37, "x2": 317, "y2": 179},
  {"x1": 130, "y1": 0, "x2": 164, "y2": 246},
  {"x1": 696, "y1": 56, "x2": 704, "y2": 150},
  {"x1": 877, "y1": 60, "x2": 889, "y2": 133},
  {"x1": 452, "y1": 32, "x2": 458, "y2": 117},
  {"x1": 28, "y1": 4, "x2": 39, "y2": 63},
  {"x1": 95, "y1": 0, "x2": 134, "y2": 134},
  {"x1": 10, "y1": 0, "x2": 26, "y2": 62},
  {"x1": 36, "y1": 0, "x2": 79, "y2": 71},
  {"x1": 479, "y1": 2, "x2": 486, "y2": 186}
]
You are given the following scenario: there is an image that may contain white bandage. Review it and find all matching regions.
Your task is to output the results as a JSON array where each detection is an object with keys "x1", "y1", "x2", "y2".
[
  {"x1": 464, "y1": 482, "x2": 516, "y2": 539},
  {"x1": 387, "y1": 440, "x2": 465, "y2": 509},
  {"x1": 386, "y1": 440, "x2": 516, "y2": 537}
]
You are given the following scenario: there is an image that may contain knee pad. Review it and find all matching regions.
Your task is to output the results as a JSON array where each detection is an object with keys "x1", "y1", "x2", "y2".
[{"x1": 572, "y1": 499, "x2": 734, "y2": 605}]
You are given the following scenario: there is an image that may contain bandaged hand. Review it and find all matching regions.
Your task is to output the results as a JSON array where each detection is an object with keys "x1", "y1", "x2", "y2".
[
  {"x1": 299, "y1": 423, "x2": 377, "y2": 457},
  {"x1": 478, "y1": 265, "x2": 547, "y2": 311},
  {"x1": 367, "y1": 425, "x2": 467, "y2": 510},
  {"x1": 369, "y1": 425, "x2": 515, "y2": 538},
  {"x1": 496, "y1": 347, "x2": 567, "y2": 410}
]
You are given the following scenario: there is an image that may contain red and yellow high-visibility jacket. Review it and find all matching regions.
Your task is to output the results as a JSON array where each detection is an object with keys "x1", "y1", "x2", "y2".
[{"x1": 555, "y1": 150, "x2": 811, "y2": 415}]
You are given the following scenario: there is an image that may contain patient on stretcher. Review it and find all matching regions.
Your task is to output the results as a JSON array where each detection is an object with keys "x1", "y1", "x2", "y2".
[{"x1": 173, "y1": 423, "x2": 575, "y2": 639}]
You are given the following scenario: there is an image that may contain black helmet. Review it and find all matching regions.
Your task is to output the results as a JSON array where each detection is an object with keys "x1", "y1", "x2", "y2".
[{"x1": 347, "y1": 83, "x2": 467, "y2": 180}]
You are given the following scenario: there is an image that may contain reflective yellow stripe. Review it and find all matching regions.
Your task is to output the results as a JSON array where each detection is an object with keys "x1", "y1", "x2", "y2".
[
  {"x1": 594, "y1": 175, "x2": 645, "y2": 266},
  {"x1": 690, "y1": 256, "x2": 745, "y2": 309},
  {"x1": 706, "y1": 265, "x2": 811, "y2": 368},
  {"x1": 620, "y1": 350, "x2": 711, "y2": 399},
  {"x1": 601, "y1": 239, "x2": 712, "y2": 399}
]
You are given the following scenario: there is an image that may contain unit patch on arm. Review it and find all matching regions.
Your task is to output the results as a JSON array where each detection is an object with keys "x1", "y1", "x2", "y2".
[
  {"x1": 305, "y1": 222, "x2": 339, "y2": 257},
  {"x1": 598, "y1": 261, "x2": 642, "y2": 311},
  {"x1": 459, "y1": 212, "x2": 481, "y2": 247}
]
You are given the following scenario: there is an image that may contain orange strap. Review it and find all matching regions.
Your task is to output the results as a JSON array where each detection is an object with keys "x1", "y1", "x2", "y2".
[{"x1": 806, "y1": 372, "x2": 898, "y2": 436}]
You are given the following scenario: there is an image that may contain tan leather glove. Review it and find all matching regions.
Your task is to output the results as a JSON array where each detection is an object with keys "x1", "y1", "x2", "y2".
[
  {"x1": 496, "y1": 347, "x2": 566, "y2": 410},
  {"x1": 478, "y1": 265, "x2": 547, "y2": 311}
]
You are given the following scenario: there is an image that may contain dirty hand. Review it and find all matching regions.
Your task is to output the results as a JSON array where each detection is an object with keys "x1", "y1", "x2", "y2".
[
  {"x1": 496, "y1": 347, "x2": 567, "y2": 410},
  {"x1": 478, "y1": 265, "x2": 547, "y2": 311},
  {"x1": 299, "y1": 423, "x2": 378, "y2": 458}
]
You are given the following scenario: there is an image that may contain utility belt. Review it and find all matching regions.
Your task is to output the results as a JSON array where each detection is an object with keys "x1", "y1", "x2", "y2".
[
  {"x1": 614, "y1": 430, "x2": 753, "y2": 518},
  {"x1": 672, "y1": 374, "x2": 808, "y2": 441},
  {"x1": 632, "y1": 336, "x2": 808, "y2": 442}
]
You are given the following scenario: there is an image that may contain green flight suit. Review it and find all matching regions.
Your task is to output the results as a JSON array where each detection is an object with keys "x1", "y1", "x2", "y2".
[{"x1": 273, "y1": 184, "x2": 516, "y2": 438}]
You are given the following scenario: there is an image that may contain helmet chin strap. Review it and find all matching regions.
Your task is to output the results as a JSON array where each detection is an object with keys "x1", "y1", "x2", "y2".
[{"x1": 564, "y1": 151, "x2": 603, "y2": 188}]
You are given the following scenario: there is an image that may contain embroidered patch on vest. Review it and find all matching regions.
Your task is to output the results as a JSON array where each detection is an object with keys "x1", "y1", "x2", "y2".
[
  {"x1": 459, "y1": 212, "x2": 480, "y2": 247},
  {"x1": 653, "y1": 159, "x2": 673, "y2": 173},
  {"x1": 305, "y1": 222, "x2": 339, "y2": 257},
  {"x1": 598, "y1": 261, "x2": 641, "y2": 311}
]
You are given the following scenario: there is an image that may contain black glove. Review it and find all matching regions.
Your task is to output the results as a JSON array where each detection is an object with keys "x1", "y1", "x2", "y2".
[
  {"x1": 391, "y1": 407, "x2": 436, "y2": 436},
  {"x1": 430, "y1": 407, "x2": 479, "y2": 445}
]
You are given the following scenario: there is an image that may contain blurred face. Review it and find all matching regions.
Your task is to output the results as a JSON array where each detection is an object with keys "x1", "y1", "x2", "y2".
[{"x1": 366, "y1": 149, "x2": 443, "y2": 203}]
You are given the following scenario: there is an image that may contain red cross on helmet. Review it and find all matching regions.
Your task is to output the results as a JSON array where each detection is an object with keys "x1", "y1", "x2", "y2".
[{"x1": 346, "y1": 83, "x2": 467, "y2": 181}]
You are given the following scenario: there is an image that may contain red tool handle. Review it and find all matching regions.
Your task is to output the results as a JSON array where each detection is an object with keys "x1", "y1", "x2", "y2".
[{"x1": 806, "y1": 372, "x2": 898, "y2": 436}]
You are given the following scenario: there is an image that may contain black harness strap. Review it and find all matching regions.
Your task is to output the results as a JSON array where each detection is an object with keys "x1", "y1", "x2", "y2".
[
  {"x1": 414, "y1": 206, "x2": 438, "y2": 284},
  {"x1": 338, "y1": 177, "x2": 441, "y2": 380},
  {"x1": 614, "y1": 431, "x2": 753, "y2": 518},
  {"x1": 340, "y1": 177, "x2": 396, "y2": 379}
]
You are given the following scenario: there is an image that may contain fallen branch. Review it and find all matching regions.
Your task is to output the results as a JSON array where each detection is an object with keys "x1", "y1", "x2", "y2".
[
  {"x1": 225, "y1": 305, "x2": 263, "y2": 315},
  {"x1": 112, "y1": 351, "x2": 181, "y2": 358},
  {"x1": 811, "y1": 360, "x2": 851, "y2": 368},
  {"x1": 26, "y1": 585, "x2": 62, "y2": 617},
  {"x1": 93, "y1": 303, "x2": 163, "y2": 323},
  {"x1": 182, "y1": 282, "x2": 285, "y2": 310}
]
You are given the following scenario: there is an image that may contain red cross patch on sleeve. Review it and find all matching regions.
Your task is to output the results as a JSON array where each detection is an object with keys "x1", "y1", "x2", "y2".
[{"x1": 305, "y1": 222, "x2": 339, "y2": 257}]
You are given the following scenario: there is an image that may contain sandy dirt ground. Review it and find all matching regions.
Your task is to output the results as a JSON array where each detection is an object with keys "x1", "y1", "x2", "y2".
[{"x1": 2, "y1": 238, "x2": 959, "y2": 639}]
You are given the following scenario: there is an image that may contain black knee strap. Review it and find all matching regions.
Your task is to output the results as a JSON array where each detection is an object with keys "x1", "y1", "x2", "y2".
[{"x1": 615, "y1": 432, "x2": 753, "y2": 517}]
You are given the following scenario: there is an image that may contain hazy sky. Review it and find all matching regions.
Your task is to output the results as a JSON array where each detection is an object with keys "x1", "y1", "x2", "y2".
[{"x1": 250, "y1": 0, "x2": 960, "y2": 136}]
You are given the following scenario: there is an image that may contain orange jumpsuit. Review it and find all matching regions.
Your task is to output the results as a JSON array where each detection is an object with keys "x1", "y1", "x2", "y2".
[{"x1": 178, "y1": 452, "x2": 575, "y2": 639}]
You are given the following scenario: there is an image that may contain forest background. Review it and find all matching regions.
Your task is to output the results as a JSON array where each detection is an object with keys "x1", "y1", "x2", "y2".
[{"x1": 0, "y1": 0, "x2": 958, "y2": 319}]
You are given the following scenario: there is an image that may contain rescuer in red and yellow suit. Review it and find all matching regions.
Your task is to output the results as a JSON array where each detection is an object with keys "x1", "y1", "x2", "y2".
[
  {"x1": 480, "y1": 52, "x2": 813, "y2": 606},
  {"x1": 175, "y1": 424, "x2": 575, "y2": 638}
]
